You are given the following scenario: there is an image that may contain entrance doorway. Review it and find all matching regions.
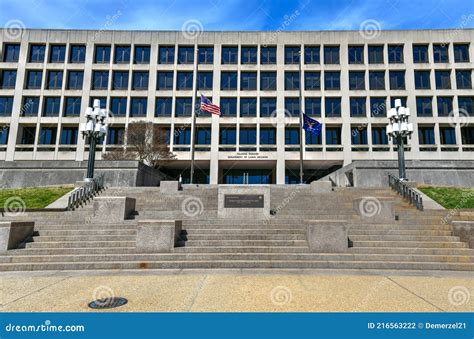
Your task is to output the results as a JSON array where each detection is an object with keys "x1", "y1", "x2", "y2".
[{"x1": 222, "y1": 169, "x2": 273, "y2": 184}]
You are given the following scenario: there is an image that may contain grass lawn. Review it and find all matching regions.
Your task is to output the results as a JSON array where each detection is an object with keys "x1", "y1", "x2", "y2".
[
  {"x1": 418, "y1": 186, "x2": 474, "y2": 209},
  {"x1": 0, "y1": 186, "x2": 73, "y2": 209}
]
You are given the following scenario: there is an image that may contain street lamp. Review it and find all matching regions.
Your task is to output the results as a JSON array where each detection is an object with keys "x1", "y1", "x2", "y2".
[
  {"x1": 386, "y1": 99, "x2": 414, "y2": 181},
  {"x1": 80, "y1": 99, "x2": 108, "y2": 181}
]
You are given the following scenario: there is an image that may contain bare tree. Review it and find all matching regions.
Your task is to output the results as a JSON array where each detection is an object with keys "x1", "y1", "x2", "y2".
[{"x1": 103, "y1": 121, "x2": 175, "y2": 169}]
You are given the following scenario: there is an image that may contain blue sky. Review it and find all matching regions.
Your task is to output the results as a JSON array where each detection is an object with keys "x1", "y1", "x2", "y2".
[{"x1": 1, "y1": 0, "x2": 473, "y2": 31}]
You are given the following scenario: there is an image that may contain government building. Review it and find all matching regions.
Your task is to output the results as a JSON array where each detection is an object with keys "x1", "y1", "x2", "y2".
[{"x1": 0, "y1": 29, "x2": 473, "y2": 185}]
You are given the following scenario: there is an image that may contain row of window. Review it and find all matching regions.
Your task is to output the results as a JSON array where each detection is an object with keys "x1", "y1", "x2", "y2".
[
  {"x1": 2, "y1": 42, "x2": 470, "y2": 65},
  {"x1": 0, "y1": 95, "x2": 472, "y2": 119},
  {"x1": 2, "y1": 68, "x2": 471, "y2": 92},
  {"x1": 7, "y1": 125, "x2": 474, "y2": 147}
]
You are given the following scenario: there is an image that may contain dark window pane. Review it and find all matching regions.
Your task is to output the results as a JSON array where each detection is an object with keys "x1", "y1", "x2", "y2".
[
  {"x1": 325, "y1": 71, "x2": 340, "y2": 90},
  {"x1": 305, "y1": 72, "x2": 320, "y2": 90},
  {"x1": 3, "y1": 44, "x2": 21, "y2": 62},
  {"x1": 134, "y1": 46, "x2": 150, "y2": 64},
  {"x1": 112, "y1": 71, "x2": 129, "y2": 90},
  {"x1": 0, "y1": 96, "x2": 14, "y2": 116},
  {"x1": 368, "y1": 45, "x2": 384, "y2": 64},
  {"x1": 418, "y1": 127, "x2": 435, "y2": 144},
  {"x1": 29, "y1": 44, "x2": 46, "y2": 62},
  {"x1": 240, "y1": 98, "x2": 257, "y2": 117},
  {"x1": 114, "y1": 46, "x2": 131, "y2": 64},
  {"x1": 260, "y1": 97, "x2": 276, "y2": 117},
  {"x1": 198, "y1": 71, "x2": 213, "y2": 90},
  {"x1": 64, "y1": 97, "x2": 81, "y2": 116},
  {"x1": 198, "y1": 47, "x2": 214, "y2": 64},
  {"x1": 285, "y1": 97, "x2": 300, "y2": 116},
  {"x1": 433, "y1": 44, "x2": 449, "y2": 63},
  {"x1": 285, "y1": 46, "x2": 300, "y2": 64},
  {"x1": 435, "y1": 70, "x2": 451, "y2": 89},
  {"x1": 49, "y1": 45, "x2": 66, "y2": 63},
  {"x1": 60, "y1": 127, "x2": 78, "y2": 145},
  {"x1": 388, "y1": 45, "x2": 404, "y2": 63},
  {"x1": 285, "y1": 71, "x2": 300, "y2": 90},
  {"x1": 261, "y1": 47, "x2": 276, "y2": 64},
  {"x1": 414, "y1": 70, "x2": 431, "y2": 89},
  {"x1": 110, "y1": 97, "x2": 127, "y2": 116},
  {"x1": 92, "y1": 71, "x2": 109, "y2": 90},
  {"x1": 389, "y1": 70, "x2": 405, "y2": 90},
  {"x1": 132, "y1": 71, "x2": 149, "y2": 90},
  {"x1": 43, "y1": 97, "x2": 61, "y2": 116},
  {"x1": 304, "y1": 46, "x2": 320, "y2": 64},
  {"x1": 241, "y1": 46, "x2": 257, "y2": 64},
  {"x1": 220, "y1": 127, "x2": 236, "y2": 144},
  {"x1": 239, "y1": 128, "x2": 256, "y2": 144},
  {"x1": 157, "y1": 71, "x2": 174, "y2": 90},
  {"x1": 456, "y1": 70, "x2": 472, "y2": 89},
  {"x1": 67, "y1": 71, "x2": 83, "y2": 90},
  {"x1": 325, "y1": 98, "x2": 341, "y2": 117},
  {"x1": 178, "y1": 46, "x2": 194, "y2": 64},
  {"x1": 440, "y1": 127, "x2": 456, "y2": 145},
  {"x1": 130, "y1": 97, "x2": 147, "y2": 117},
  {"x1": 326, "y1": 127, "x2": 341, "y2": 144},
  {"x1": 305, "y1": 97, "x2": 321, "y2": 117},
  {"x1": 176, "y1": 71, "x2": 193, "y2": 90},
  {"x1": 454, "y1": 44, "x2": 470, "y2": 63},
  {"x1": 416, "y1": 97, "x2": 433, "y2": 117},
  {"x1": 69, "y1": 45, "x2": 86, "y2": 63},
  {"x1": 222, "y1": 46, "x2": 238, "y2": 64},
  {"x1": 369, "y1": 71, "x2": 385, "y2": 90},
  {"x1": 348, "y1": 46, "x2": 364, "y2": 64},
  {"x1": 437, "y1": 96, "x2": 453, "y2": 117},
  {"x1": 155, "y1": 97, "x2": 172, "y2": 117},
  {"x1": 260, "y1": 72, "x2": 276, "y2": 90},
  {"x1": 349, "y1": 71, "x2": 365, "y2": 90},
  {"x1": 220, "y1": 98, "x2": 237, "y2": 117},
  {"x1": 350, "y1": 97, "x2": 366, "y2": 117},
  {"x1": 21, "y1": 96, "x2": 40, "y2": 116},
  {"x1": 94, "y1": 45, "x2": 111, "y2": 63},
  {"x1": 413, "y1": 44, "x2": 428, "y2": 63},
  {"x1": 241, "y1": 72, "x2": 257, "y2": 90},
  {"x1": 324, "y1": 46, "x2": 340, "y2": 64},
  {"x1": 370, "y1": 97, "x2": 387, "y2": 117},
  {"x1": 221, "y1": 72, "x2": 237, "y2": 90},
  {"x1": 25, "y1": 70, "x2": 42, "y2": 89},
  {"x1": 175, "y1": 97, "x2": 192, "y2": 117},
  {"x1": 46, "y1": 71, "x2": 63, "y2": 89},
  {"x1": 158, "y1": 46, "x2": 175, "y2": 64}
]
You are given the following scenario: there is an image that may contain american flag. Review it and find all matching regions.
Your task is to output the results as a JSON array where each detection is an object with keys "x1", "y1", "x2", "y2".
[{"x1": 200, "y1": 94, "x2": 221, "y2": 116}]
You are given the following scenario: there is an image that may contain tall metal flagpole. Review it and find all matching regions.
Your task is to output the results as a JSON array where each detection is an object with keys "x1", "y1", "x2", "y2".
[
  {"x1": 190, "y1": 46, "x2": 199, "y2": 184},
  {"x1": 298, "y1": 49, "x2": 304, "y2": 184}
]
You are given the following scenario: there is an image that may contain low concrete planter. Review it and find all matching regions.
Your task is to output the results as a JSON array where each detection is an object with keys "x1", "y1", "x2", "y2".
[
  {"x1": 0, "y1": 221, "x2": 34, "y2": 252},
  {"x1": 92, "y1": 197, "x2": 136, "y2": 223},
  {"x1": 310, "y1": 181, "x2": 333, "y2": 192},
  {"x1": 305, "y1": 220, "x2": 348, "y2": 253},
  {"x1": 136, "y1": 220, "x2": 183, "y2": 252},
  {"x1": 452, "y1": 221, "x2": 474, "y2": 249},
  {"x1": 159, "y1": 181, "x2": 182, "y2": 193}
]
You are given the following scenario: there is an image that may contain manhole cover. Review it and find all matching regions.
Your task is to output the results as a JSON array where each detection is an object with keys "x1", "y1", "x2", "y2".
[{"x1": 88, "y1": 297, "x2": 128, "y2": 309}]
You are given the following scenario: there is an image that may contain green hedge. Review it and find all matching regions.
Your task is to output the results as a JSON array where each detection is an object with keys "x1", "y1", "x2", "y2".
[{"x1": 418, "y1": 186, "x2": 474, "y2": 209}]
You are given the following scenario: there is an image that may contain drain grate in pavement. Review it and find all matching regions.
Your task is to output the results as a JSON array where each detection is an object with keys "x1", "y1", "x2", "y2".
[{"x1": 88, "y1": 297, "x2": 128, "y2": 309}]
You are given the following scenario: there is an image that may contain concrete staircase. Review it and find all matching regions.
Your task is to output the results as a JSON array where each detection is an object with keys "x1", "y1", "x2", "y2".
[{"x1": 1, "y1": 185, "x2": 473, "y2": 272}]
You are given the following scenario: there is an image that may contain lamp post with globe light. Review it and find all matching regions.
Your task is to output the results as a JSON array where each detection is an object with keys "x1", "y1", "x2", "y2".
[
  {"x1": 386, "y1": 99, "x2": 414, "y2": 181},
  {"x1": 80, "y1": 99, "x2": 108, "y2": 181}
]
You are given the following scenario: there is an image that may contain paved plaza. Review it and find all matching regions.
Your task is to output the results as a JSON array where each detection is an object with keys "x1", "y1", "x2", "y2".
[{"x1": 1, "y1": 270, "x2": 472, "y2": 312}]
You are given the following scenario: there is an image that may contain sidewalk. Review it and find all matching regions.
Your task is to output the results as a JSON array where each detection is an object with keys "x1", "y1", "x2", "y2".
[{"x1": 1, "y1": 270, "x2": 472, "y2": 312}]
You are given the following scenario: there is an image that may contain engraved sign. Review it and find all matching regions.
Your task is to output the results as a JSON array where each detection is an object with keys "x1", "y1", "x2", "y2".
[{"x1": 224, "y1": 194, "x2": 264, "y2": 208}]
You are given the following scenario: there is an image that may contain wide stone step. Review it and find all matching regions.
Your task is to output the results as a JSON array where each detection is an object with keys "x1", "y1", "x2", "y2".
[
  {"x1": 352, "y1": 241, "x2": 468, "y2": 248},
  {"x1": 29, "y1": 235, "x2": 136, "y2": 242},
  {"x1": 25, "y1": 241, "x2": 136, "y2": 249},
  {"x1": 187, "y1": 234, "x2": 306, "y2": 241},
  {"x1": 2, "y1": 252, "x2": 474, "y2": 264},
  {"x1": 349, "y1": 247, "x2": 474, "y2": 255},
  {"x1": 185, "y1": 229, "x2": 305, "y2": 235},
  {"x1": 347, "y1": 224, "x2": 453, "y2": 231},
  {"x1": 37, "y1": 229, "x2": 137, "y2": 236},
  {"x1": 348, "y1": 230, "x2": 453, "y2": 236},
  {"x1": 184, "y1": 240, "x2": 308, "y2": 247},
  {"x1": 0, "y1": 260, "x2": 472, "y2": 271},
  {"x1": 349, "y1": 235, "x2": 460, "y2": 242},
  {"x1": 174, "y1": 246, "x2": 311, "y2": 253},
  {"x1": 7, "y1": 247, "x2": 139, "y2": 255},
  {"x1": 35, "y1": 223, "x2": 138, "y2": 230}
]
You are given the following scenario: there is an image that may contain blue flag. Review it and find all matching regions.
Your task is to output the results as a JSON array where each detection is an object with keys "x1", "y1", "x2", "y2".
[{"x1": 302, "y1": 113, "x2": 322, "y2": 137}]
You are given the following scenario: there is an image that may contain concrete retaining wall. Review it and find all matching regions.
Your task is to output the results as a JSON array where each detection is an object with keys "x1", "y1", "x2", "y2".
[
  {"x1": 321, "y1": 160, "x2": 474, "y2": 188},
  {"x1": 0, "y1": 161, "x2": 168, "y2": 188}
]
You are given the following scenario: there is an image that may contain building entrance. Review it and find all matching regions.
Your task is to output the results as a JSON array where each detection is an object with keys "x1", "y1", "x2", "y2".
[{"x1": 222, "y1": 169, "x2": 273, "y2": 184}]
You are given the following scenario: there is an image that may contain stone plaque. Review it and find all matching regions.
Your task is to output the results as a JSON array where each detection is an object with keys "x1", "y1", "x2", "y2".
[{"x1": 224, "y1": 194, "x2": 264, "y2": 208}]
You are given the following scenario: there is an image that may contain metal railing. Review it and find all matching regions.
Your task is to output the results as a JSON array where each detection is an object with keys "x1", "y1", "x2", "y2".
[
  {"x1": 67, "y1": 175, "x2": 105, "y2": 211},
  {"x1": 388, "y1": 173, "x2": 423, "y2": 211}
]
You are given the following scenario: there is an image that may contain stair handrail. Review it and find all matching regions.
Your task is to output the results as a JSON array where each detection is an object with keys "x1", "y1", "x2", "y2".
[
  {"x1": 67, "y1": 174, "x2": 105, "y2": 211},
  {"x1": 388, "y1": 173, "x2": 423, "y2": 211}
]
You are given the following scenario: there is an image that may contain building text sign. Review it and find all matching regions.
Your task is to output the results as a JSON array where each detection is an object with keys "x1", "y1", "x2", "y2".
[{"x1": 224, "y1": 194, "x2": 265, "y2": 208}]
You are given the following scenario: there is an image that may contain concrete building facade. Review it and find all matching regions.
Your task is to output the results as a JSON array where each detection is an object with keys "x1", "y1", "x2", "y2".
[{"x1": 0, "y1": 28, "x2": 473, "y2": 184}]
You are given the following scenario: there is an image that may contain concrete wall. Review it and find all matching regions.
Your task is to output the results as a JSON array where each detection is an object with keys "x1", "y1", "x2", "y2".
[
  {"x1": 0, "y1": 160, "x2": 168, "y2": 188},
  {"x1": 322, "y1": 160, "x2": 474, "y2": 188}
]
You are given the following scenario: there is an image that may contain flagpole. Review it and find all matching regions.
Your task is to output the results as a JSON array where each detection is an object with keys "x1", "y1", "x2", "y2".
[
  {"x1": 298, "y1": 49, "x2": 304, "y2": 184},
  {"x1": 190, "y1": 46, "x2": 199, "y2": 184}
]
